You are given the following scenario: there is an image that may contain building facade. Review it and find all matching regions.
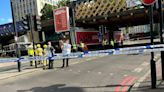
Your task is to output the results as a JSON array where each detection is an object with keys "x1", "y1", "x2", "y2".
[{"x1": 10, "y1": 0, "x2": 60, "y2": 21}]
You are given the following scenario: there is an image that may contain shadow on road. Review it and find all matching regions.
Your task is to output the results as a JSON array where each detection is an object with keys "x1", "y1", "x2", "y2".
[
  {"x1": 16, "y1": 84, "x2": 133, "y2": 92},
  {"x1": 17, "y1": 84, "x2": 84, "y2": 92}
]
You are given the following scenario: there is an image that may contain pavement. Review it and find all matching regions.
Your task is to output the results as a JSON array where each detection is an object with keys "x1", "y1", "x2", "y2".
[
  {"x1": 123, "y1": 39, "x2": 160, "y2": 45},
  {"x1": 130, "y1": 54, "x2": 164, "y2": 92}
]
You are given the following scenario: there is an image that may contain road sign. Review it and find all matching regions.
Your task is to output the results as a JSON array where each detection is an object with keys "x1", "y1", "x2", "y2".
[
  {"x1": 53, "y1": 7, "x2": 70, "y2": 33},
  {"x1": 141, "y1": 0, "x2": 156, "y2": 5}
]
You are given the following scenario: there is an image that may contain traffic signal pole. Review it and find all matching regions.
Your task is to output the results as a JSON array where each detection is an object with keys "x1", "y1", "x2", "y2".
[
  {"x1": 29, "y1": 14, "x2": 37, "y2": 68},
  {"x1": 70, "y1": 1, "x2": 76, "y2": 45},
  {"x1": 158, "y1": 0, "x2": 164, "y2": 80},
  {"x1": 10, "y1": 1, "x2": 21, "y2": 72},
  {"x1": 149, "y1": 5, "x2": 157, "y2": 88}
]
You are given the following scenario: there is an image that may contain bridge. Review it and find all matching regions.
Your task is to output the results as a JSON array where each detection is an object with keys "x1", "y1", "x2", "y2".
[{"x1": 74, "y1": 0, "x2": 164, "y2": 28}]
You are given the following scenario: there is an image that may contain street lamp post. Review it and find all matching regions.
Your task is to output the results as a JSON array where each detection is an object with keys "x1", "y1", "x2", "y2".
[
  {"x1": 149, "y1": 5, "x2": 157, "y2": 89},
  {"x1": 70, "y1": 0, "x2": 77, "y2": 45},
  {"x1": 158, "y1": 0, "x2": 164, "y2": 80},
  {"x1": 10, "y1": 1, "x2": 21, "y2": 72}
]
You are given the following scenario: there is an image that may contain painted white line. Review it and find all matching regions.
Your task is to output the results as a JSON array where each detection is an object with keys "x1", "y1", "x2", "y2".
[
  {"x1": 124, "y1": 75, "x2": 128, "y2": 77},
  {"x1": 133, "y1": 68, "x2": 143, "y2": 73},
  {"x1": 133, "y1": 70, "x2": 150, "y2": 88},
  {"x1": 98, "y1": 72, "x2": 102, "y2": 75},
  {"x1": 86, "y1": 58, "x2": 93, "y2": 61},
  {"x1": 133, "y1": 54, "x2": 160, "y2": 88},
  {"x1": 71, "y1": 62, "x2": 79, "y2": 65},
  {"x1": 141, "y1": 62, "x2": 149, "y2": 66},
  {"x1": 69, "y1": 69, "x2": 72, "y2": 72},
  {"x1": 110, "y1": 73, "x2": 113, "y2": 76}
]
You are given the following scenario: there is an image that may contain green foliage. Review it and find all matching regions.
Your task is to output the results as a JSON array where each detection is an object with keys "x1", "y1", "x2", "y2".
[
  {"x1": 41, "y1": 0, "x2": 69, "y2": 20},
  {"x1": 41, "y1": 4, "x2": 57, "y2": 20},
  {"x1": 57, "y1": 0, "x2": 69, "y2": 7}
]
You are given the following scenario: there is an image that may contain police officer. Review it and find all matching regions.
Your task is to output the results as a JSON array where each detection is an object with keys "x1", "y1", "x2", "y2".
[
  {"x1": 102, "y1": 39, "x2": 108, "y2": 49},
  {"x1": 110, "y1": 39, "x2": 114, "y2": 48},
  {"x1": 79, "y1": 41, "x2": 85, "y2": 52},
  {"x1": 43, "y1": 44, "x2": 48, "y2": 69},
  {"x1": 27, "y1": 44, "x2": 34, "y2": 66},
  {"x1": 36, "y1": 44, "x2": 43, "y2": 64},
  {"x1": 72, "y1": 43, "x2": 77, "y2": 52}
]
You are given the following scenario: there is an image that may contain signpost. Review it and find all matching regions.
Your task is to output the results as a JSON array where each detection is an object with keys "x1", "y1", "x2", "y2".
[
  {"x1": 141, "y1": 0, "x2": 157, "y2": 88},
  {"x1": 158, "y1": 0, "x2": 164, "y2": 81},
  {"x1": 53, "y1": 7, "x2": 70, "y2": 33},
  {"x1": 141, "y1": 0, "x2": 156, "y2": 5}
]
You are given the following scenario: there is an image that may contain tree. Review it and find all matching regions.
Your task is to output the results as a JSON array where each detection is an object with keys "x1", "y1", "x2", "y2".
[
  {"x1": 41, "y1": 0, "x2": 70, "y2": 20},
  {"x1": 57, "y1": 0, "x2": 69, "y2": 8},
  {"x1": 41, "y1": 4, "x2": 57, "y2": 20}
]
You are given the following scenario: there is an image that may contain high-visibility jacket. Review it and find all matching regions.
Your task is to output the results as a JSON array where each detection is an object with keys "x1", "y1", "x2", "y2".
[
  {"x1": 36, "y1": 47, "x2": 43, "y2": 56},
  {"x1": 28, "y1": 49, "x2": 34, "y2": 56},
  {"x1": 102, "y1": 40, "x2": 108, "y2": 46},
  {"x1": 110, "y1": 40, "x2": 114, "y2": 46},
  {"x1": 72, "y1": 44, "x2": 77, "y2": 50},
  {"x1": 80, "y1": 43, "x2": 85, "y2": 48}
]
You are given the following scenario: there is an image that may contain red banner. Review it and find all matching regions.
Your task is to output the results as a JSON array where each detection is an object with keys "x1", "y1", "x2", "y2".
[
  {"x1": 53, "y1": 7, "x2": 70, "y2": 32},
  {"x1": 76, "y1": 31, "x2": 100, "y2": 45}
]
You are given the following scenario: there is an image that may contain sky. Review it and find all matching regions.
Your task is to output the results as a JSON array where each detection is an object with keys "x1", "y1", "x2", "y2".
[{"x1": 0, "y1": 0, "x2": 12, "y2": 25}]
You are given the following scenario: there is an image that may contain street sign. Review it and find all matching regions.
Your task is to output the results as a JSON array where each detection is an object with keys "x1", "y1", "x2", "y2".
[
  {"x1": 53, "y1": 7, "x2": 70, "y2": 33},
  {"x1": 141, "y1": 0, "x2": 156, "y2": 5}
]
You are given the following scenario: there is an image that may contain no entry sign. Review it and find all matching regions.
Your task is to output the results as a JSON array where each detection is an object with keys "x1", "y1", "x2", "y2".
[{"x1": 141, "y1": 0, "x2": 156, "y2": 5}]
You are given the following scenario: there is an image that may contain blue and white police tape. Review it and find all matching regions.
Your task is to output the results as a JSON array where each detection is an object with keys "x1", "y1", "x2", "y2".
[
  {"x1": 88, "y1": 44, "x2": 164, "y2": 54},
  {"x1": 1, "y1": 44, "x2": 164, "y2": 63},
  {"x1": 0, "y1": 58, "x2": 18, "y2": 63}
]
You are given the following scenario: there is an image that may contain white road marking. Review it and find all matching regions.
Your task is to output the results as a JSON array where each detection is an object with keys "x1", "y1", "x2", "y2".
[
  {"x1": 110, "y1": 73, "x2": 113, "y2": 76},
  {"x1": 71, "y1": 62, "x2": 79, "y2": 65},
  {"x1": 124, "y1": 75, "x2": 128, "y2": 77},
  {"x1": 133, "y1": 70, "x2": 150, "y2": 88},
  {"x1": 133, "y1": 57, "x2": 161, "y2": 88},
  {"x1": 132, "y1": 68, "x2": 143, "y2": 73},
  {"x1": 86, "y1": 58, "x2": 93, "y2": 61},
  {"x1": 98, "y1": 72, "x2": 102, "y2": 75},
  {"x1": 141, "y1": 62, "x2": 149, "y2": 66}
]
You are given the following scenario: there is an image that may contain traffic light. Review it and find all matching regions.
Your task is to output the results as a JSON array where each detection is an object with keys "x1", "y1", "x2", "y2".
[
  {"x1": 34, "y1": 15, "x2": 42, "y2": 31},
  {"x1": 22, "y1": 15, "x2": 30, "y2": 30}
]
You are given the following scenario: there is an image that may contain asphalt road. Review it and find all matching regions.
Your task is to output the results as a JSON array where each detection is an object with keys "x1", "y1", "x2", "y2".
[{"x1": 0, "y1": 53, "x2": 153, "y2": 92}]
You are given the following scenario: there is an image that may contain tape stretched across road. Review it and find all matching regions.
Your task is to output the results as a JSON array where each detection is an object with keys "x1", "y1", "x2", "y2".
[{"x1": 0, "y1": 44, "x2": 164, "y2": 63}]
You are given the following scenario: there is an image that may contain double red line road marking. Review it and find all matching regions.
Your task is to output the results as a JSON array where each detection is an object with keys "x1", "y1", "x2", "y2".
[{"x1": 114, "y1": 76, "x2": 137, "y2": 92}]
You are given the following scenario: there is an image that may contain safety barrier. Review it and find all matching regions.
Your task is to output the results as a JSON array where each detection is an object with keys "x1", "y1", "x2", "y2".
[{"x1": 0, "y1": 44, "x2": 164, "y2": 63}]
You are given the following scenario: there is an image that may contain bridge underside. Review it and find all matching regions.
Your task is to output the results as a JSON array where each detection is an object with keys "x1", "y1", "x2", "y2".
[
  {"x1": 76, "y1": 9, "x2": 160, "y2": 28},
  {"x1": 74, "y1": 0, "x2": 163, "y2": 28}
]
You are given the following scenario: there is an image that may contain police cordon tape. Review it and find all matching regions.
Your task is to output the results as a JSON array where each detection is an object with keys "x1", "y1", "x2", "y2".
[{"x1": 0, "y1": 44, "x2": 164, "y2": 63}]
